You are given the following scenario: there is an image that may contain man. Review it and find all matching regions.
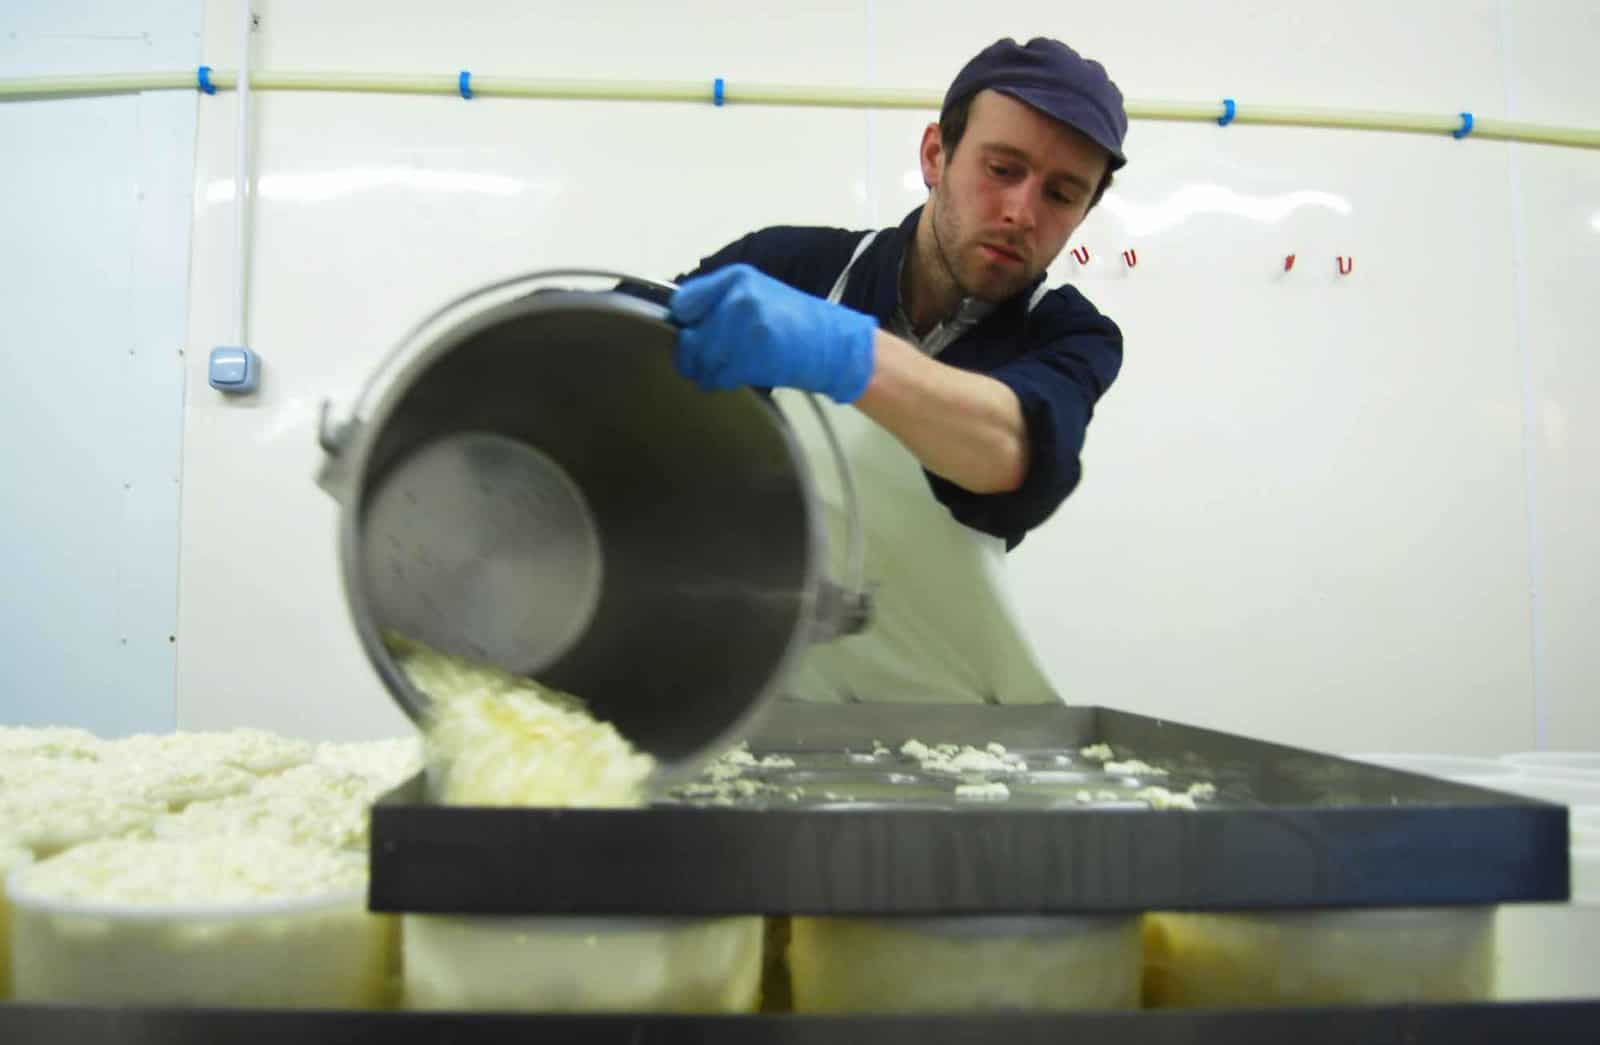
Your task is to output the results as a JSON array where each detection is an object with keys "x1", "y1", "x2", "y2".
[{"x1": 669, "y1": 38, "x2": 1126, "y2": 704}]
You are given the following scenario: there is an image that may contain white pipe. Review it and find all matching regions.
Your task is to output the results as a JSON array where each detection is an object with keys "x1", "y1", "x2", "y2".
[
  {"x1": 0, "y1": 72, "x2": 194, "y2": 96},
  {"x1": 231, "y1": 3, "x2": 252, "y2": 348},
  {"x1": 1, "y1": 70, "x2": 1598, "y2": 151}
]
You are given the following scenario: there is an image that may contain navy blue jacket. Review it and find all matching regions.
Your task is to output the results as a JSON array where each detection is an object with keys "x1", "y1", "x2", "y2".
[{"x1": 675, "y1": 206, "x2": 1123, "y2": 551}]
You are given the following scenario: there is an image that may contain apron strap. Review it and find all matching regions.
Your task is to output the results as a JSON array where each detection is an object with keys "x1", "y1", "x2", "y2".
[
  {"x1": 784, "y1": 227, "x2": 1060, "y2": 706},
  {"x1": 826, "y1": 230, "x2": 881, "y2": 305}
]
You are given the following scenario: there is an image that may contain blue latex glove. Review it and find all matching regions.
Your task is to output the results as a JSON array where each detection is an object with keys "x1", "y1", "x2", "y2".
[{"x1": 669, "y1": 264, "x2": 877, "y2": 404}]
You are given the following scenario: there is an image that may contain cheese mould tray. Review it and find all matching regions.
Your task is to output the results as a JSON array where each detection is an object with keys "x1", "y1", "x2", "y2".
[
  {"x1": 4, "y1": 1002, "x2": 1600, "y2": 1045},
  {"x1": 367, "y1": 703, "x2": 1568, "y2": 915}
]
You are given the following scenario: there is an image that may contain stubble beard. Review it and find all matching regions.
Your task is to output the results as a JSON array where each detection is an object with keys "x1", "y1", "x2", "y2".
[
  {"x1": 929, "y1": 188, "x2": 1033, "y2": 305},
  {"x1": 928, "y1": 189, "x2": 976, "y2": 303}
]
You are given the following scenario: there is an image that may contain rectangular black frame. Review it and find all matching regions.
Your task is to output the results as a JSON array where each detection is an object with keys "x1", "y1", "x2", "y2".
[
  {"x1": 5, "y1": 1002, "x2": 1600, "y2": 1045},
  {"x1": 369, "y1": 704, "x2": 1569, "y2": 914}
]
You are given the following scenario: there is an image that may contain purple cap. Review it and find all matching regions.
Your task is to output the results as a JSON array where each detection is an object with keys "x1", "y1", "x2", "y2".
[{"x1": 942, "y1": 37, "x2": 1128, "y2": 171}]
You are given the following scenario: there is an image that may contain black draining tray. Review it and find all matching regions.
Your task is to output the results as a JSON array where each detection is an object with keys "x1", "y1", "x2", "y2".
[{"x1": 369, "y1": 703, "x2": 1568, "y2": 915}]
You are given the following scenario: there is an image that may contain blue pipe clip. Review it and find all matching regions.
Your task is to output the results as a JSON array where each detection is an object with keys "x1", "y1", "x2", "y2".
[
  {"x1": 196, "y1": 65, "x2": 216, "y2": 95},
  {"x1": 1218, "y1": 97, "x2": 1236, "y2": 127},
  {"x1": 713, "y1": 77, "x2": 725, "y2": 107},
  {"x1": 458, "y1": 70, "x2": 473, "y2": 100},
  {"x1": 1453, "y1": 111, "x2": 1474, "y2": 139}
]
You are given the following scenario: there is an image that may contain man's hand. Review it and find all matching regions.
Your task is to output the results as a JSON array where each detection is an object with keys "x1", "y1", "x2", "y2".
[
  {"x1": 669, "y1": 264, "x2": 877, "y2": 404},
  {"x1": 671, "y1": 264, "x2": 1028, "y2": 495}
]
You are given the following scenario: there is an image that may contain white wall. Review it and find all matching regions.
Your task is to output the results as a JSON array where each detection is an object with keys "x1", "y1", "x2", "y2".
[
  {"x1": 7, "y1": 2, "x2": 1596, "y2": 753},
  {"x1": 0, "y1": 0, "x2": 200, "y2": 736},
  {"x1": 1501, "y1": 2, "x2": 1600, "y2": 750},
  {"x1": 1006, "y1": 5, "x2": 1534, "y2": 753}
]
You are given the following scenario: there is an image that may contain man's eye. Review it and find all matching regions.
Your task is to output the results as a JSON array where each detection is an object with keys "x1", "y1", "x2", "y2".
[
  {"x1": 988, "y1": 164, "x2": 1014, "y2": 178},
  {"x1": 1049, "y1": 189, "x2": 1076, "y2": 206}
]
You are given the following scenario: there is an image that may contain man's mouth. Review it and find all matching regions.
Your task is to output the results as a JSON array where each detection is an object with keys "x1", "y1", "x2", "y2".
[{"x1": 979, "y1": 243, "x2": 1024, "y2": 265}]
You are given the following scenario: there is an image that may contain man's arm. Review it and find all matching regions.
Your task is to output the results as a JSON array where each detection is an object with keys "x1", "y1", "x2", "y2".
[
  {"x1": 669, "y1": 264, "x2": 1123, "y2": 543},
  {"x1": 855, "y1": 331, "x2": 1028, "y2": 495}
]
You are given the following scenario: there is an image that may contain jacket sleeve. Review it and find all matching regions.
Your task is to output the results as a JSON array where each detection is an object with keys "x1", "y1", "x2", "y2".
[{"x1": 926, "y1": 285, "x2": 1123, "y2": 550}]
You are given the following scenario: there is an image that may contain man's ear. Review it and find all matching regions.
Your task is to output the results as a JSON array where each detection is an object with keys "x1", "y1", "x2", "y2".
[{"x1": 919, "y1": 122, "x2": 944, "y2": 193}]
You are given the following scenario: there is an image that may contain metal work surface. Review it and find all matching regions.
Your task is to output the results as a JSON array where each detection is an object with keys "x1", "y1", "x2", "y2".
[
  {"x1": 369, "y1": 704, "x2": 1569, "y2": 915},
  {"x1": 4, "y1": 1002, "x2": 1599, "y2": 1045}
]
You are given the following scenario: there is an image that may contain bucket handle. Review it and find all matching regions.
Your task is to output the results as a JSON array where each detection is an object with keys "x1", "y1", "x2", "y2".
[{"x1": 320, "y1": 268, "x2": 871, "y2": 639}]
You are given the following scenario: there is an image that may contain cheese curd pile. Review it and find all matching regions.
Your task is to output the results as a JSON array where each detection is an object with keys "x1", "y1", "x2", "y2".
[
  {"x1": 0, "y1": 727, "x2": 102, "y2": 761},
  {"x1": 380, "y1": 643, "x2": 771, "y2": 1013},
  {"x1": 390, "y1": 639, "x2": 655, "y2": 808},
  {"x1": 0, "y1": 642, "x2": 659, "y2": 1009},
  {"x1": 901, "y1": 739, "x2": 1026, "y2": 776},
  {"x1": 154, "y1": 765, "x2": 387, "y2": 852},
  {"x1": 0, "y1": 725, "x2": 424, "y2": 1007},
  {"x1": 0, "y1": 726, "x2": 423, "y2": 867},
  {"x1": 667, "y1": 743, "x2": 806, "y2": 806},
  {"x1": 314, "y1": 736, "x2": 428, "y2": 784},
  {"x1": 0, "y1": 838, "x2": 30, "y2": 875}
]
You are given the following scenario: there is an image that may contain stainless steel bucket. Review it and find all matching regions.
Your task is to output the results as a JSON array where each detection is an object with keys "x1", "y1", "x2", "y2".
[{"x1": 316, "y1": 271, "x2": 869, "y2": 765}]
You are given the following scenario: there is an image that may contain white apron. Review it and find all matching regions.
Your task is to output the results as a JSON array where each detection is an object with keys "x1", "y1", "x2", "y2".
[{"x1": 774, "y1": 233, "x2": 1059, "y2": 705}]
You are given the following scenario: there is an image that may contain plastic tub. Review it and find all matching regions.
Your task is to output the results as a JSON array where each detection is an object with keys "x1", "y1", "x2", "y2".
[
  {"x1": 7, "y1": 839, "x2": 391, "y2": 1008},
  {"x1": 1487, "y1": 774, "x2": 1600, "y2": 808},
  {"x1": 1496, "y1": 846, "x2": 1600, "y2": 999},
  {"x1": 0, "y1": 841, "x2": 33, "y2": 999},
  {"x1": 1500, "y1": 752, "x2": 1600, "y2": 778},
  {"x1": 1572, "y1": 807, "x2": 1600, "y2": 849},
  {"x1": 1142, "y1": 907, "x2": 1495, "y2": 1007},
  {"x1": 402, "y1": 915, "x2": 763, "y2": 1012},
  {"x1": 1345, "y1": 753, "x2": 1521, "y2": 788},
  {"x1": 788, "y1": 915, "x2": 1141, "y2": 1012}
]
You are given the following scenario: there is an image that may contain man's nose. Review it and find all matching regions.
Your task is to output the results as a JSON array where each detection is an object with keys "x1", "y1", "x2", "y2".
[{"x1": 999, "y1": 180, "x2": 1037, "y2": 231}]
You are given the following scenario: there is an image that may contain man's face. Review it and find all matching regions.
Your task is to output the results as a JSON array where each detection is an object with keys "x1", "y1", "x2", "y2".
[{"x1": 921, "y1": 90, "x2": 1109, "y2": 302}]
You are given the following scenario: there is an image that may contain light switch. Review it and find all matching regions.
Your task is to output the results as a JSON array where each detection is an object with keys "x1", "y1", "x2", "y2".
[{"x1": 209, "y1": 346, "x2": 259, "y2": 394}]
